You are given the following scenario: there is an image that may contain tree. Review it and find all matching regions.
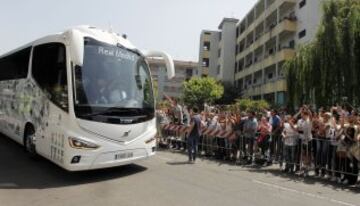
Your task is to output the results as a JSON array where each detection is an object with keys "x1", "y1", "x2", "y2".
[
  {"x1": 215, "y1": 82, "x2": 239, "y2": 105},
  {"x1": 152, "y1": 80, "x2": 159, "y2": 101},
  {"x1": 231, "y1": 99, "x2": 270, "y2": 113},
  {"x1": 285, "y1": 0, "x2": 360, "y2": 108},
  {"x1": 182, "y1": 77, "x2": 224, "y2": 109},
  {"x1": 156, "y1": 99, "x2": 171, "y2": 110}
]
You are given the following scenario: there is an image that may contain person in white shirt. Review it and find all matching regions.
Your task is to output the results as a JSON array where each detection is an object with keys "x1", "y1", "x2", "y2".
[
  {"x1": 282, "y1": 115, "x2": 298, "y2": 173},
  {"x1": 296, "y1": 110, "x2": 312, "y2": 176}
]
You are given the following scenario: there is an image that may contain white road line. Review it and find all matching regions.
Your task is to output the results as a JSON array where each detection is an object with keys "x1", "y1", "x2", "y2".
[{"x1": 253, "y1": 180, "x2": 357, "y2": 206}]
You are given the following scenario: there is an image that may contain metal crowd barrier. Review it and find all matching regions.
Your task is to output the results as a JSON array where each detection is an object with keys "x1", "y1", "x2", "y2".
[{"x1": 158, "y1": 124, "x2": 360, "y2": 185}]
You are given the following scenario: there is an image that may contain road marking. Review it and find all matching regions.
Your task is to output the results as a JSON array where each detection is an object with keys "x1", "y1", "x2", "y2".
[{"x1": 253, "y1": 180, "x2": 357, "y2": 206}]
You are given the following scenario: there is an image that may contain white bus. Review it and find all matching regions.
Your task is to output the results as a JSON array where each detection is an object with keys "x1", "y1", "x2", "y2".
[{"x1": 0, "y1": 26, "x2": 175, "y2": 171}]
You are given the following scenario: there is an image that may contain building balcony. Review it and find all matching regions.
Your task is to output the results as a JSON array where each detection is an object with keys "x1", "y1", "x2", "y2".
[
  {"x1": 203, "y1": 35, "x2": 211, "y2": 42},
  {"x1": 237, "y1": 0, "x2": 296, "y2": 43},
  {"x1": 241, "y1": 78, "x2": 287, "y2": 98},
  {"x1": 202, "y1": 68, "x2": 209, "y2": 75},
  {"x1": 237, "y1": 19, "x2": 297, "y2": 60},
  {"x1": 202, "y1": 50, "x2": 210, "y2": 58},
  {"x1": 269, "y1": 18, "x2": 296, "y2": 35},
  {"x1": 236, "y1": 48, "x2": 295, "y2": 81},
  {"x1": 263, "y1": 48, "x2": 295, "y2": 68}
]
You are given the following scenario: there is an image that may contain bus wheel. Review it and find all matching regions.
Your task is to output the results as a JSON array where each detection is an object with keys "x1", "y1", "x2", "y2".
[{"x1": 24, "y1": 126, "x2": 37, "y2": 157}]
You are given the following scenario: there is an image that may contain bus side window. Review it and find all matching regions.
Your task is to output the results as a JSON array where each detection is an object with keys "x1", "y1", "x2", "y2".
[{"x1": 32, "y1": 43, "x2": 68, "y2": 112}]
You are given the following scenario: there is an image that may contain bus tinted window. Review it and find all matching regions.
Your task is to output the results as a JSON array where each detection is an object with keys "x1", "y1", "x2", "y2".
[
  {"x1": 32, "y1": 43, "x2": 68, "y2": 111},
  {"x1": 0, "y1": 47, "x2": 31, "y2": 81}
]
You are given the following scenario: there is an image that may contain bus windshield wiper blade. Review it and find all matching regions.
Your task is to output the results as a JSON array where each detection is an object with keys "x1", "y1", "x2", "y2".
[{"x1": 79, "y1": 107, "x2": 146, "y2": 118}]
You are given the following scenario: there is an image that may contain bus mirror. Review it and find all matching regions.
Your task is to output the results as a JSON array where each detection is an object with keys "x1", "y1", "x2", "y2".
[
  {"x1": 143, "y1": 50, "x2": 175, "y2": 79},
  {"x1": 66, "y1": 29, "x2": 84, "y2": 66}
]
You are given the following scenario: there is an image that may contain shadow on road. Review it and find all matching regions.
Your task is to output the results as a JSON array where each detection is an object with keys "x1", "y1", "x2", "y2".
[
  {"x1": 230, "y1": 165, "x2": 360, "y2": 194},
  {"x1": 166, "y1": 161, "x2": 192, "y2": 165},
  {"x1": 0, "y1": 134, "x2": 147, "y2": 190}
]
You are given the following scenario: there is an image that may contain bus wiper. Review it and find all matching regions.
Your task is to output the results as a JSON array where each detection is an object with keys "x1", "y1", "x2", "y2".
[{"x1": 79, "y1": 107, "x2": 145, "y2": 118}]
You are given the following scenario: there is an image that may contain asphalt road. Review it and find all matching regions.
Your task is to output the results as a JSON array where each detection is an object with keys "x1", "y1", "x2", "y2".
[{"x1": 0, "y1": 134, "x2": 359, "y2": 206}]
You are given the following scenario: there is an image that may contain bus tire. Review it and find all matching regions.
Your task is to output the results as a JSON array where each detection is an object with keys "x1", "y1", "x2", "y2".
[{"x1": 24, "y1": 125, "x2": 37, "y2": 158}]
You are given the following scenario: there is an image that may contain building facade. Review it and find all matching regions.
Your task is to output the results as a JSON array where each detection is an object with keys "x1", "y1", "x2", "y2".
[
  {"x1": 198, "y1": 30, "x2": 220, "y2": 78},
  {"x1": 198, "y1": 18, "x2": 239, "y2": 84},
  {"x1": 199, "y1": 0, "x2": 324, "y2": 105},
  {"x1": 148, "y1": 58, "x2": 197, "y2": 100}
]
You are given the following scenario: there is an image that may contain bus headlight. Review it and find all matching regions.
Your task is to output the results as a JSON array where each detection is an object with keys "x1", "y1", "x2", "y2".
[{"x1": 68, "y1": 137, "x2": 100, "y2": 150}]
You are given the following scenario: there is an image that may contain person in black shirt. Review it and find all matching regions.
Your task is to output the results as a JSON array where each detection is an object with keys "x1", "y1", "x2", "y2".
[{"x1": 187, "y1": 107, "x2": 202, "y2": 163}]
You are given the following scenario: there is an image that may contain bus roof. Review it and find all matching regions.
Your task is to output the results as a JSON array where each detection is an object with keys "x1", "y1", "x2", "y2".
[{"x1": 0, "y1": 25, "x2": 137, "y2": 58}]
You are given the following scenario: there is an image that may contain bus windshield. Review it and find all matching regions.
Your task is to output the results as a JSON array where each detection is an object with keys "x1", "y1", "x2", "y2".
[{"x1": 73, "y1": 37, "x2": 154, "y2": 123}]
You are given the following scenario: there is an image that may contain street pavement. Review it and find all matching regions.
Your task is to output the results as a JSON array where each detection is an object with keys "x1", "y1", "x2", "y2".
[{"x1": 0, "y1": 134, "x2": 359, "y2": 206}]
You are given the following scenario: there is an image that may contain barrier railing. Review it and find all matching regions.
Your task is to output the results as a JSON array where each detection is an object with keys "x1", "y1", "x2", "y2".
[{"x1": 158, "y1": 124, "x2": 360, "y2": 185}]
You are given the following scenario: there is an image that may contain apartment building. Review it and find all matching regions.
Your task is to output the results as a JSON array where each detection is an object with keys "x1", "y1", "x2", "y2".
[
  {"x1": 199, "y1": 0, "x2": 324, "y2": 105},
  {"x1": 198, "y1": 30, "x2": 220, "y2": 77},
  {"x1": 148, "y1": 58, "x2": 197, "y2": 100},
  {"x1": 198, "y1": 18, "x2": 239, "y2": 83}
]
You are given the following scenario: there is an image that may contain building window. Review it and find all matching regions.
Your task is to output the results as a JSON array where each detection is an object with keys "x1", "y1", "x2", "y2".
[
  {"x1": 268, "y1": 72, "x2": 273, "y2": 80},
  {"x1": 239, "y1": 44, "x2": 244, "y2": 53},
  {"x1": 217, "y1": 65, "x2": 221, "y2": 74},
  {"x1": 299, "y1": 0, "x2": 306, "y2": 8},
  {"x1": 238, "y1": 60, "x2": 243, "y2": 72},
  {"x1": 218, "y1": 49, "x2": 221, "y2": 57},
  {"x1": 203, "y1": 41, "x2": 211, "y2": 51},
  {"x1": 236, "y1": 27, "x2": 240, "y2": 38},
  {"x1": 204, "y1": 32, "x2": 211, "y2": 35},
  {"x1": 298, "y1": 29, "x2": 306, "y2": 39},
  {"x1": 219, "y1": 33, "x2": 222, "y2": 41},
  {"x1": 186, "y1": 68, "x2": 193, "y2": 77},
  {"x1": 235, "y1": 62, "x2": 238, "y2": 73},
  {"x1": 289, "y1": 40, "x2": 295, "y2": 49},
  {"x1": 202, "y1": 58, "x2": 209, "y2": 67}
]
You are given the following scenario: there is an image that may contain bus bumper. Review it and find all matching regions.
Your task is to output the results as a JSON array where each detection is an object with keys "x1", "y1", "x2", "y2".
[{"x1": 63, "y1": 148, "x2": 156, "y2": 171}]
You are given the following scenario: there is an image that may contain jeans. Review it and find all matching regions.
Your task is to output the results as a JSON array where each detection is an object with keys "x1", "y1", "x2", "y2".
[
  {"x1": 328, "y1": 145, "x2": 340, "y2": 177},
  {"x1": 284, "y1": 145, "x2": 296, "y2": 171},
  {"x1": 315, "y1": 138, "x2": 329, "y2": 175},
  {"x1": 245, "y1": 137, "x2": 255, "y2": 158},
  {"x1": 295, "y1": 139, "x2": 302, "y2": 170},
  {"x1": 187, "y1": 135, "x2": 199, "y2": 161},
  {"x1": 271, "y1": 134, "x2": 283, "y2": 161}
]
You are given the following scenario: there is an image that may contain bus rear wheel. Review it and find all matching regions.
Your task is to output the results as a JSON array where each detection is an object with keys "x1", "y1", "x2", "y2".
[{"x1": 24, "y1": 126, "x2": 37, "y2": 157}]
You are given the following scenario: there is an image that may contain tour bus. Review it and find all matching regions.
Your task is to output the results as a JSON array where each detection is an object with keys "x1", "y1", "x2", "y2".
[{"x1": 0, "y1": 26, "x2": 175, "y2": 171}]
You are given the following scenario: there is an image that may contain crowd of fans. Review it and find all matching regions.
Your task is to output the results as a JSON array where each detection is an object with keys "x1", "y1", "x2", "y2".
[{"x1": 156, "y1": 101, "x2": 360, "y2": 186}]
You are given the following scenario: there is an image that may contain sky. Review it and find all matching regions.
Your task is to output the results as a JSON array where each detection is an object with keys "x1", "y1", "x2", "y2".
[{"x1": 0, "y1": 0, "x2": 257, "y2": 61}]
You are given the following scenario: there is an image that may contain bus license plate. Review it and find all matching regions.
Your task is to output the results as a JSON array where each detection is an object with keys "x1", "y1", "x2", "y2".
[{"x1": 115, "y1": 152, "x2": 133, "y2": 160}]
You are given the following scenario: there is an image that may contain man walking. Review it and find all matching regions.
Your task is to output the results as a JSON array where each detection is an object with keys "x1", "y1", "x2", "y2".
[{"x1": 187, "y1": 107, "x2": 202, "y2": 163}]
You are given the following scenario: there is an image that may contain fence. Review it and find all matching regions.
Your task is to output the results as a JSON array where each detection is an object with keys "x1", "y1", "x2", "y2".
[{"x1": 158, "y1": 124, "x2": 360, "y2": 185}]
